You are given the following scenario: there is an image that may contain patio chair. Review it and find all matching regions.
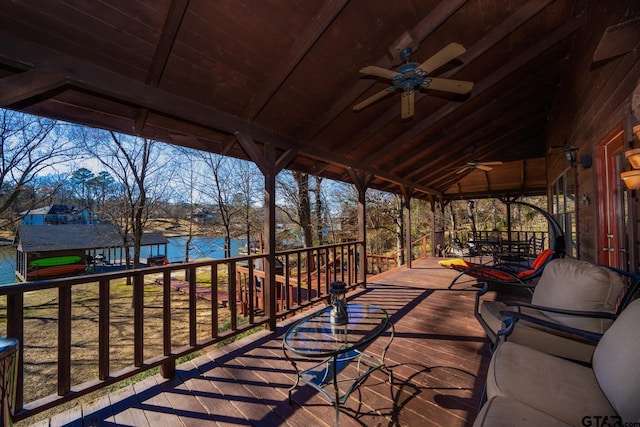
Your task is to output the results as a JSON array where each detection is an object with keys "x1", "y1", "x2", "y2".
[
  {"x1": 475, "y1": 257, "x2": 640, "y2": 362},
  {"x1": 440, "y1": 248, "x2": 555, "y2": 290},
  {"x1": 473, "y1": 298, "x2": 640, "y2": 426}
]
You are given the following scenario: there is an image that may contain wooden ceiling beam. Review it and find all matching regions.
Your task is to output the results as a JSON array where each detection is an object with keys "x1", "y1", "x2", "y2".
[
  {"x1": 339, "y1": 0, "x2": 558, "y2": 158},
  {"x1": 134, "y1": 0, "x2": 190, "y2": 135},
  {"x1": 243, "y1": 0, "x2": 349, "y2": 120},
  {"x1": 0, "y1": 71, "x2": 68, "y2": 107},
  {"x1": 360, "y1": 14, "x2": 583, "y2": 166}
]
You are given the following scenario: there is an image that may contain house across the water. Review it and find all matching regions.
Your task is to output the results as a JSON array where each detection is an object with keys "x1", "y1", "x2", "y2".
[
  {"x1": 20, "y1": 204, "x2": 99, "y2": 225},
  {"x1": 13, "y1": 224, "x2": 168, "y2": 282}
]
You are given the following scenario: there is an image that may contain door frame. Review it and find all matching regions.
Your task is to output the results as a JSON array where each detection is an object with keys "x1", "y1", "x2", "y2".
[{"x1": 596, "y1": 124, "x2": 625, "y2": 268}]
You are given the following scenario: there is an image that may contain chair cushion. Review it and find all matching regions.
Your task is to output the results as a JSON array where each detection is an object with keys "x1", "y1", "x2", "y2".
[
  {"x1": 480, "y1": 300, "x2": 597, "y2": 362},
  {"x1": 592, "y1": 299, "x2": 640, "y2": 423},
  {"x1": 532, "y1": 248, "x2": 554, "y2": 269},
  {"x1": 531, "y1": 258, "x2": 622, "y2": 333},
  {"x1": 474, "y1": 396, "x2": 571, "y2": 427},
  {"x1": 438, "y1": 258, "x2": 471, "y2": 269},
  {"x1": 487, "y1": 342, "x2": 616, "y2": 426}
]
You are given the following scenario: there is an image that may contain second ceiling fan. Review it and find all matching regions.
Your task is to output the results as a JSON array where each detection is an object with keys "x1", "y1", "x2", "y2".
[{"x1": 353, "y1": 42, "x2": 474, "y2": 119}]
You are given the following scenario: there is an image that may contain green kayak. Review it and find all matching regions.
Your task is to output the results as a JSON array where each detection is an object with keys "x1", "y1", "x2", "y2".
[{"x1": 30, "y1": 255, "x2": 83, "y2": 267}]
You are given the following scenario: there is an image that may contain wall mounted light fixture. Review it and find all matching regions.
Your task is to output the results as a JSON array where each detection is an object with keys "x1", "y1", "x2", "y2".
[{"x1": 564, "y1": 146, "x2": 578, "y2": 166}]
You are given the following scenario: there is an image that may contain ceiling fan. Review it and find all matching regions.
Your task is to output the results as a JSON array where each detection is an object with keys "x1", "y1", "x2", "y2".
[
  {"x1": 353, "y1": 42, "x2": 474, "y2": 119},
  {"x1": 455, "y1": 159, "x2": 503, "y2": 174},
  {"x1": 454, "y1": 149, "x2": 503, "y2": 174}
]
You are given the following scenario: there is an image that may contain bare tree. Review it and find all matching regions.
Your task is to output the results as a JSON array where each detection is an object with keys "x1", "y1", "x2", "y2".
[
  {"x1": 78, "y1": 129, "x2": 166, "y2": 268},
  {"x1": 170, "y1": 146, "x2": 207, "y2": 262},
  {"x1": 0, "y1": 110, "x2": 75, "y2": 229},
  {"x1": 200, "y1": 153, "x2": 242, "y2": 258},
  {"x1": 234, "y1": 160, "x2": 262, "y2": 253},
  {"x1": 277, "y1": 171, "x2": 314, "y2": 248}
]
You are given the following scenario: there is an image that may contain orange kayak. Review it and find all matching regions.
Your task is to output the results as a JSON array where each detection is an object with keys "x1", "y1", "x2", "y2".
[{"x1": 27, "y1": 264, "x2": 86, "y2": 280}]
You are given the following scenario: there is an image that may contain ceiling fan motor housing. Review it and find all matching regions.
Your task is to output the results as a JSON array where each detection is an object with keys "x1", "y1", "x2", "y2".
[{"x1": 392, "y1": 62, "x2": 426, "y2": 91}]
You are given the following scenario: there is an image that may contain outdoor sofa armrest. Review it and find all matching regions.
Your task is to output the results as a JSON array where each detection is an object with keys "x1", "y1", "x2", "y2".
[
  {"x1": 501, "y1": 301, "x2": 619, "y2": 319},
  {"x1": 496, "y1": 310, "x2": 605, "y2": 344}
]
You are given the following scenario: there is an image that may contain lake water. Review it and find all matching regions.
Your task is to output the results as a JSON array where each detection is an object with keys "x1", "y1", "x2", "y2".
[{"x1": 0, "y1": 236, "x2": 245, "y2": 285}]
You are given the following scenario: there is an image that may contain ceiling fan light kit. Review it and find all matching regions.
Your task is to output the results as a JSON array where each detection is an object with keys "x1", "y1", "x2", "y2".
[{"x1": 353, "y1": 43, "x2": 474, "y2": 119}]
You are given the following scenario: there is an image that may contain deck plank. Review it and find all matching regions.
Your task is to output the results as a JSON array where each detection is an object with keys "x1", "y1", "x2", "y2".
[{"x1": 33, "y1": 258, "x2": 495, "y2": 426}]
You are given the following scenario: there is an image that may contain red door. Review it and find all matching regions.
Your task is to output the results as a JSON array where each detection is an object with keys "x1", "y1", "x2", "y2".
[{"x1": 596, "y1": 125, "x2": 625, "y2": 268}]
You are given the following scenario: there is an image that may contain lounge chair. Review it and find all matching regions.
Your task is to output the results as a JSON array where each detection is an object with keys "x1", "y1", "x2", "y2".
[
  {"x1": 473, "y1": 298, "x2": 640, "y2": 426},
  {"x1": 440, "y1": 248, "x2": 555, "y2": 290},
  {"x1": 475, "y1": 258, "x2": 640, "y2": 362}
]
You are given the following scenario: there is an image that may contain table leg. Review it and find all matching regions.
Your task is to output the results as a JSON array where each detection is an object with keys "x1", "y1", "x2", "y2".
[
  {"x1": 332, "y1": 354, "x2": 339, "y2": 427},
  {"x1": 282, "y1": 345, "x2": 300, "y2": 405}
]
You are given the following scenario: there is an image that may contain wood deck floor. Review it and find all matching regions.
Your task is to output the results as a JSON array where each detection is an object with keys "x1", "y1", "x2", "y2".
[{"x1": 31, "y1": 258, "x2": 496, "y2": 427}]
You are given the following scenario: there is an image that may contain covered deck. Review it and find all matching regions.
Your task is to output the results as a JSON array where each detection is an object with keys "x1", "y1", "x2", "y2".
[{"x1": 32, "y1": 258, "x2": 493, "y2": 426}]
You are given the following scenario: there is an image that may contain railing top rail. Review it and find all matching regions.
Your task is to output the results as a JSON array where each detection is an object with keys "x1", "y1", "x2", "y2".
[{"x1": 274, "y1": 240, "x2": 363, "y2": 256}]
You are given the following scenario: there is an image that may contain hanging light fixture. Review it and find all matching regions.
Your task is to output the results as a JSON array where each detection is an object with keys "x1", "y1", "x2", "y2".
[
  {"x1": 624, "y1": 148, "x2": 640, "y2": 169},
  {"x1": 621, "y1": 170, "x2": 640, "y2": 190},
  {"x1": 621, "y1": 147, "x2": 640, "y2": 189}
]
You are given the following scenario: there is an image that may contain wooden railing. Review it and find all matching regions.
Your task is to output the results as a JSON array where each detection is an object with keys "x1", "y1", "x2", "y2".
[
  {"x1": 366, "y1": 235, "x2": 430, "y2": 275},
  {"x1": 0, "y1": 241, "x2": 363, "y2": 422}
]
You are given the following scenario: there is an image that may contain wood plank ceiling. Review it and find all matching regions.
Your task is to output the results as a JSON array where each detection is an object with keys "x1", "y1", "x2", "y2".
[{"x1": 0, "y1": 0, "x2": 587, "y2": 201}]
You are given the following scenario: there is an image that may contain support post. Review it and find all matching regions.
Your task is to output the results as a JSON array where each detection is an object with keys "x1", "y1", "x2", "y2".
[
  {"x1": 263, "y1": 144, "x2": 277, "y2": 330},
  {"x1": 235, "y1": 132, "x2": 295, "y2": 331},
  {"x1": 401, "y1": 186, "x2": 413, "y2": 268},
  {"x1": 347, "y1": 169, "x2": 371, "y2": 287}
]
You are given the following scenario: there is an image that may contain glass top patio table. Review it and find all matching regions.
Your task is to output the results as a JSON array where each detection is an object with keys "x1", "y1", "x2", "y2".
[
  {"x1": 283, "y1": 303, "x2": 394, "y2": 427},
  {"x1": 283, "y1": 303, "x2": 390, "y2": 357}
]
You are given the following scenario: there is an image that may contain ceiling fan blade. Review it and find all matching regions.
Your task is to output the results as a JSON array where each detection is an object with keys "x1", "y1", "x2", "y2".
[
  {"x1": 423, "y1": 77, "x2": 474, "y2": 94},
  {"x1": 401, "y1": 91, "x2": 414, "y2": 119},
  {"x1": 418, "y1": 42, "x2": 466, "y2": 74},
  {"x1": 479, "y1": 161, "x2": 503, "y2": 166},
  {"x1": 359, "y1": 65, "x2": 402, "y2": 80},
  {"x1": 476, "y1": 165, "x2": 493, "y2": 171},
  {"x1": 455, "y1": 166, "x2": 470, "y2": 174},
  {"x1": 353, "y1": 87, "x2": 396, "y2": 111}
]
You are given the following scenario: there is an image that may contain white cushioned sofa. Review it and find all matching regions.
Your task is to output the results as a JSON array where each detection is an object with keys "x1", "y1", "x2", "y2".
[
  {"x1": 473, "y1": 298, "x2": 640, "y2": 426},
  {"x1": 474, "y1": 258, "x2": 638, "y2": 362}
]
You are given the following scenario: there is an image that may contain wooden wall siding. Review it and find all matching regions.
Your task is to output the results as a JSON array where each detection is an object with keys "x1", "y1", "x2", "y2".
[{"x1": 546, "y1": 1, "x2": 640, "y2": 264}]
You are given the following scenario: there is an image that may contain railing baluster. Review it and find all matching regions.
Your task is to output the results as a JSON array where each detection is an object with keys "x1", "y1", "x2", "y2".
[
  {"x1": 229, "y1": 261, "x2": 237, "y2": 331},
  {"x1": 188, "y1": 265, "x2": 197, "y2": 347},
  {"x1": 99, "y1": 278, "x2": 110, "y2": 380},
  {"x1": 284, "y1": 254, "x2": 290, "y2": 310},
  {"x1": 160, "y1": 269, "x2": 174, "y2": 379},
  {"x1": 324, "y1": 248, "x2": 329, "y2": 292},
  {"x1": 306, "y1": 251, "x2": 312, "y2": 302},
  {"x1": 162, "y1": 270, "x2": 171, "y2": 356},
  {"x1": 133, "y1": 272, "x2": 144, "y2": 367},
  {"x1": 332, "y1": 246, "x2": 337, "y2": 282},
  {"x1": 296, "y1": 251, "x2": 302, "y2": 305},
  {"x1": 58, "y1": 285, "x2": 71, "y2": 396},
  {"x1": 247, "y1": 260, "x2": 254, "y2": 323},
  {"x1": 315, "y1": 248, "x2": 321, "y2": 298},
  {"x1": 7, "y1": 293, "x2": 24, "y2": 412},
  {"x1": 212, "y1": 263, "x2": 218, "y2": 338}
]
